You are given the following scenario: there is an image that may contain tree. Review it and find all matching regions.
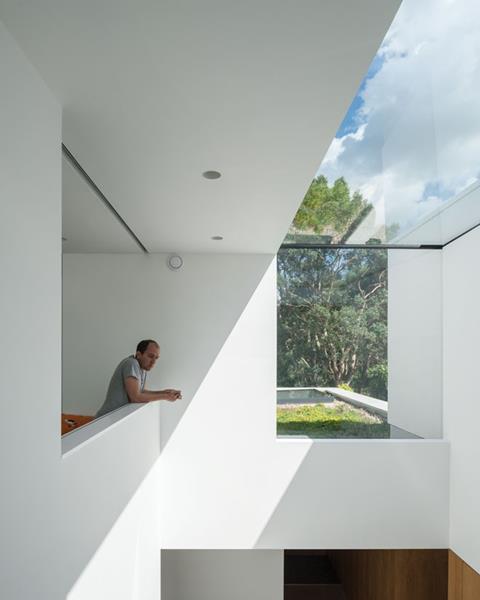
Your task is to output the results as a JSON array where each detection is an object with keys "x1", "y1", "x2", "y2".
[
  {"x1": 278, "y1": 175, "x2": 388, "y2": 399},
  {"x1": 288, "y1": 175, "x2": 372, "y2": 243},
  {"x1": 277, "y1": 247, "x2": 388, "y2": 399}
]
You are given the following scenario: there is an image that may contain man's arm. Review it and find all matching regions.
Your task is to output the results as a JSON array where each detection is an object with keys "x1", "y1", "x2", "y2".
[
  {"x1": 143, "y1": 388, "x2": 181, "y2": 398},
  {"x1": 124, "y1": 377, "x2": 180, "y2": 403}
]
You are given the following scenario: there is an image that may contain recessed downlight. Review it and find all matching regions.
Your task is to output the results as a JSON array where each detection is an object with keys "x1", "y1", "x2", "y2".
[
  {"x1": 202, "y1": 170, "x2": 221, "y2": 180},
  {"x1": 211, "y1": 235, "x2": 223, "y2": 241}
]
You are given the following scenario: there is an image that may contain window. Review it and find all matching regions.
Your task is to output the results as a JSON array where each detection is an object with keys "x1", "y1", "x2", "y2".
[{"x1": 277, "y1": 247, "x2": 389, "y2": 439}]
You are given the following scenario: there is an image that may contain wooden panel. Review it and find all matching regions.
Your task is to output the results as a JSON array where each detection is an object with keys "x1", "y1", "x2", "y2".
[
  {"x1": 449, "y1": 551, "x2": 464, "y2": 599},
  {"x1": 329, "y1": 550, "x2": 448, "y2": 600},
  {"x1": 463, "y1": 561, "x2": 480, "y2": 600},
  {"x1": 61, "y1": 412, "x2": 94, "y2": 435},
  {"x1": 448, "y1": 551, "x2": 480, "y2": 600},
  {"x1": 392, "y1": 550, "x2": 448, "y2": 600}
]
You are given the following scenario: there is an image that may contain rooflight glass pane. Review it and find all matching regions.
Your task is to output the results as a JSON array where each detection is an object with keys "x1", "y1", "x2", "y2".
[{"x1": 285, "y1": 0, "x2": 480, "y2": 247}]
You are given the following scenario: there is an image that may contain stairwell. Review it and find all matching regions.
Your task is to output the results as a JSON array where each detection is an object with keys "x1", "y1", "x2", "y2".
[{"x1": 284, "y1": 551, "x2": 346, "y2": 600}]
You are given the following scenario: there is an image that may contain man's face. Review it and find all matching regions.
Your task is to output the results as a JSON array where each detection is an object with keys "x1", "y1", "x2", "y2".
[{"x1": 136, "y1": 343, "x2": 160, "y2": 371}]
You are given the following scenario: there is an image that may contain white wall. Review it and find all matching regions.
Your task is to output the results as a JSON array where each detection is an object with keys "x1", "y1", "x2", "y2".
[
  {"x1": 67, "y1": 459, "x2": 161, "y2": 600},
  {"x1": 0, "y1": 19, "x2": 62, "y2": 599},
  {"x1": 0, "y1": 21, "x2": 162, "y2": 600},
  {"x1": 63, "y1": 255, "x2": 449, "y2": 552},
  {"x1": 443, "y1": 226, "x2": 480, "y2": 574},
  {"x1": 62, "y1": 253, "x2": 273, "y2": 418},
  {"x1": 161, "y1": 550, "x2": 283, "y2": 600},
  {"x1": 60, "y1": 402, "x2": 162, "y2": 598},
  {"x1": 388, "y1": 249, "x2": 443, "y2": 438},
  {"x1": 157, "y1": 261, "x2": 449, "y2": 549}
]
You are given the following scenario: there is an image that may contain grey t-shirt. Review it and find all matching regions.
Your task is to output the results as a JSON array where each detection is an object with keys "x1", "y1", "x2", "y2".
[{"x1": 96, "y1": 355, "x2": 146, "y2": 418}]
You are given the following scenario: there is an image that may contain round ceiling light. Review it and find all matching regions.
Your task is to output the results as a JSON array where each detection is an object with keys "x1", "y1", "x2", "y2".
[
  {"x1": 202, "y1": 170, "x2": 221, "y2": 180},
  {"x1": 211, "y1": 236, "x2": 223, "y2": 241}
]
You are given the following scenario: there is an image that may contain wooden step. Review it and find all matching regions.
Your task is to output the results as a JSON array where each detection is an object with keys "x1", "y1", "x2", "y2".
[{"x1": 284, "y1": 583, "x2": 346, "y2": 600}]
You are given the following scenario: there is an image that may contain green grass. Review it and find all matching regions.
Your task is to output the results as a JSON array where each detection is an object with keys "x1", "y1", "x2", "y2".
[{"x1": 276, "y1": 401, "x2": 390, "y2": 438}]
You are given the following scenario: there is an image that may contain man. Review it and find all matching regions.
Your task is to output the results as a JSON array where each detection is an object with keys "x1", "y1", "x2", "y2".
[{"x1": 95, "y1": 339, "x2": 181, "y2": 418}]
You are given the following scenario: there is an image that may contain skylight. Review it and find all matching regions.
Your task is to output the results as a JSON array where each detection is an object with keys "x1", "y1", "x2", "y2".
[{"x1": 284, "y1": 0, "x2": 480, "y2": 248}]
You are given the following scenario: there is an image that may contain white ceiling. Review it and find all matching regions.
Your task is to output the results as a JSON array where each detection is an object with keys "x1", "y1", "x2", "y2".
[{"x1": 0, "y1": 0, "x2": 401, "y2": 253}]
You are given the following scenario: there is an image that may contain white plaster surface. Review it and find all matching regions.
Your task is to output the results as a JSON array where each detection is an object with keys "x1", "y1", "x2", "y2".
[
  {"x1": 60, "y1": 401, "x2": 161, "y2": 592},
  {"x1": 388, "y1": 249, "x2": 443, "y2": 438},
  {"x1": 0, "y1": 20, "x2": 62, "y2": 599},
  {"x1": 0, "y1": 0, "x2": 401, "y2": 254},
  {"x1": 62, "y1": 253, "x2": 273, "y2": 418},
  {"x1": 0, "y1": 24, "x2": 162, "y2": 599},
  {"x1": 67, "y1": 460, "x2": 161, "y2": 600},
  {"x1": 157, "y1": 261, "x2": 449, "y2": 549},
  {"x1": 62, "y1": 402, "x2": 144, "y2": 454},
  {"x1": 62, "y1": 253, "x2": 449, "y2": 553},
  {"x1": 443, "y1": 226, "x2": 480, "y2": 574}
]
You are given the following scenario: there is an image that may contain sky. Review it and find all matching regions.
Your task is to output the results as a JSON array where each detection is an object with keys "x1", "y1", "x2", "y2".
[{"x1": 317, "y1": 0, "x2": 480, "y2": 242}]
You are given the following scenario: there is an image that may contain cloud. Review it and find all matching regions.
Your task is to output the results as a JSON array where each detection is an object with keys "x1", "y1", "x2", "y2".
[{"x1": 318, "y1": 0, "x2": 480, "y2": 240}]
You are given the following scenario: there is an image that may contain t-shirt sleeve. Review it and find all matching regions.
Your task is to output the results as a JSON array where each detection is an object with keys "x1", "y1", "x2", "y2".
[{"x1": 121, "y1": 358, "x2": 141, "y2": 383}]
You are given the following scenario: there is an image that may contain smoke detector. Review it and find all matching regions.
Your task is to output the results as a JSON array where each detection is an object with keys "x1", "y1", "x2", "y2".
[{"x1": 167, "y1": 254, "x2": 183, "y2": 271}]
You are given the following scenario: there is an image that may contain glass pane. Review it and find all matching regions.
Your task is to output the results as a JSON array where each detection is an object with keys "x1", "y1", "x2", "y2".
[
  {"x1": 277, "y1": 248, "x2": 390, "y2": 438},
  {"x1": 285, "y1": 0, "x2": 480, "y2": 247}
]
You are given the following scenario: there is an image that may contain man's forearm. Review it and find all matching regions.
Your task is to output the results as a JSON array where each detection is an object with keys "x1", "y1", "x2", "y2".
[
  {"x1": 131, "y1": 389, "x2": 181, "y2": 403},
  {"x1": 144, "y1": 389, "x2": 179, "y2": 398},
  {"x1": 131, "y1": 390, "x2": 173, "y2": 402},
  {"x1": 125, "y1": 376, "x2": 180, "y2": 403}
]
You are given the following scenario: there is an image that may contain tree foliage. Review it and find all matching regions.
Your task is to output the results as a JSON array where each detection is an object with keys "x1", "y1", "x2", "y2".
[
  {"x1": 277, "y1": 248, "x2": 388, "y2": 400},
  {"x1": 278, "y1": 175, "x2": 388, "y2": 399},
  {"x1": 289, "y1": 175, "x2": 373, "y2": 243}
]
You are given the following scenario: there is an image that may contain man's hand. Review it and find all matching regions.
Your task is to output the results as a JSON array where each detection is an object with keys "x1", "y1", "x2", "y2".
[
  {"x1": 164, "y1": 389, "x2": 182, "y2": 401},
  {"x1": 125, "y1": 377, "x2": 182, "y2": 403}
]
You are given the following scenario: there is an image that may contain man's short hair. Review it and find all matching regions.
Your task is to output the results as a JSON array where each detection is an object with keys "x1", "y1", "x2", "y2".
[{"x1": 136, "y1": 339, "x2": 159, "y2": 354}]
